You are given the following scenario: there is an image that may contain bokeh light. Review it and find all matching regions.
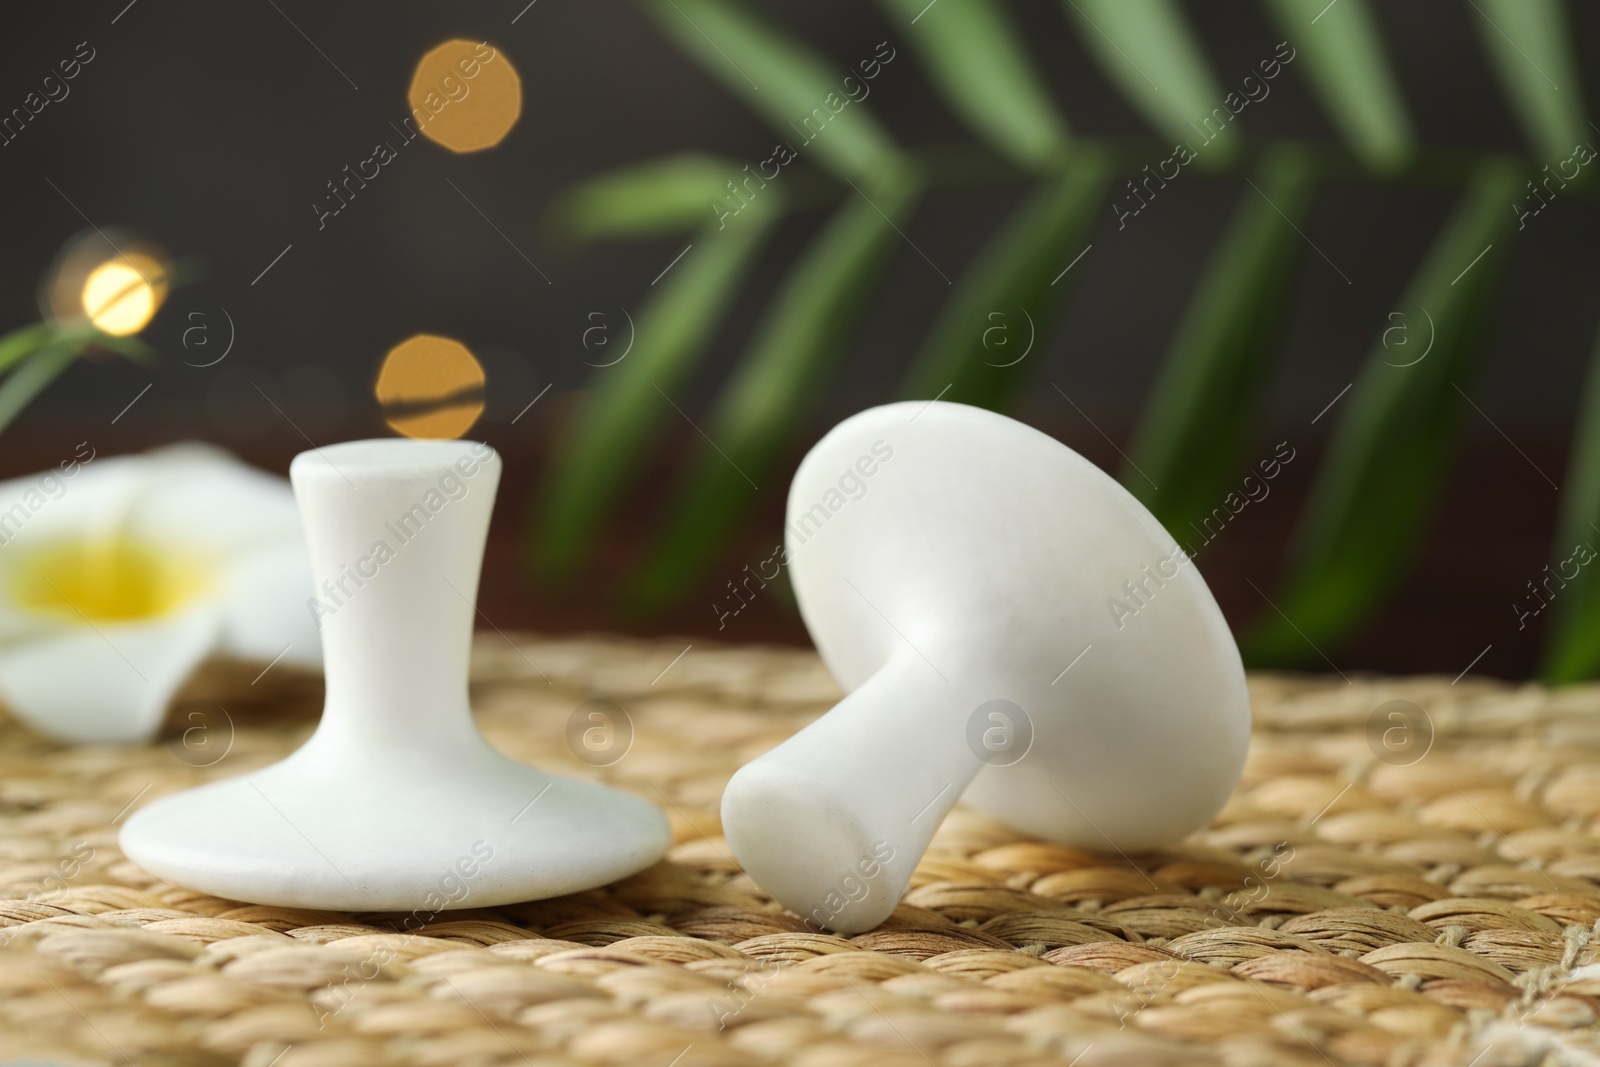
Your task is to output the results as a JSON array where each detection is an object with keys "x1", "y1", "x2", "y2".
[
  {"x1": 407, "y1": 39, "x2": 521, "y2": 153},
  {"x1": 375, "y1": 334, "x2": 486, "y2": 439},
  {"x1": 40, "y1": 230, "x2": 169, "y2": 335},
  {"x1": 81, "y1": 253, "x2": 167, "y2": 335}
]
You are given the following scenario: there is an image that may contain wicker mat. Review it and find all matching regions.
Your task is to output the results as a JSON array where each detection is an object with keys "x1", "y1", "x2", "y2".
[{"x1": 5, "y1": 636, "x2": 1600, "y2": 1066}]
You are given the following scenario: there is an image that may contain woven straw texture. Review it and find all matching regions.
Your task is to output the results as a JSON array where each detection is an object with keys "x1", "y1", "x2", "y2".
[{"x1": 5, "y1": 635, "x2": 1600, "y2": 1066}]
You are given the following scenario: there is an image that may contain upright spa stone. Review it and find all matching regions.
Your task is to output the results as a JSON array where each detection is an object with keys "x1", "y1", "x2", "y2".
[
  {"x1": 121, "y1": 439, "x2": 669, "y2": 910},
  {"x1": 720, "y1": 401, "x2": 1251, "y2": 933}
]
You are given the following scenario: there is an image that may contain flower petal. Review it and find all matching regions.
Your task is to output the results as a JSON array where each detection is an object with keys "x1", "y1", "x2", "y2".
[
  {"x1": 126, "y1": 444, "x2": 303, "y2": 556},
  {"x1": 218, "y1": 544, "x2": 322, "y2": 669},
  {"x1": 0, "y1": 452, "x2": 157, "y2": 645},
  {"x1": 0, "y1": 443, "x2": 301, "y2": 558},
  {"x1": 0, "y1": 606, "x2": 219, "y2": 743},
  {"x1": 0, "y1": 451, "x2": 146, "y2": 550}
]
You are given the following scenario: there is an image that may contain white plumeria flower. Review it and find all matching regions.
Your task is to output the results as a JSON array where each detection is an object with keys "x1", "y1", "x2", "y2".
[{"x1": 0, "y1": 443, "x2": 321, "y2": 743}]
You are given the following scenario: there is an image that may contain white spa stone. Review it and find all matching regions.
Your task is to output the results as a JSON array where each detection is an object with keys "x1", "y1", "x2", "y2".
[
  {"x1": 121, "y1": 439, "x2": 670, "y2": 911},
  {"x1": 721, "y1": 401, "x2": 1250, "y2": 933}
]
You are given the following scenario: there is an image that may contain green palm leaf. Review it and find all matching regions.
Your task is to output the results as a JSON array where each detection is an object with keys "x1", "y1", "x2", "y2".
[
  {"x1": 0, "y1": 341, "x2": 80, "y2": 437},
  {"x1": 1263, "y1": 0, "x2": 1413, "y2": 173},
  {"x1": 628, "y1": 176, "x2": 924, "y2": 611},
  {"x1": 1242, "y1": 160, "x2": 1525, "y2": 665},
  {"x1": 533, "y1": 202, "x2": 779, "y2": 578},
  {"x1": 897, "y1": 148, "x2": 1112, "y2": 409},
  {"x1": 1127, "y1": 144, "x2": 1317, "y2": 541},
  {"x1": 1542, "y1": 325, "x2": 1600, "y2": 683},
  {"x1": 0, "y1": 323, "x2": 54, "y2": 375},
  {"x1": 1468, "y1": 0, "x2": 1589, "y2": 165},
  {"x1": 84, "y1": 330, "x2": 159, "y2": 366},
  {"x1": 553, "y1": 154, "x2": 744, "y2": 240},
  {"x1": 878, "y1": 0, "x2": 1071, "y2": 172},
  {"x1": 638, "y1": 0, "x2": 907, "y2": 186},
  {"x1": 544, "y1": 0, "x2": 1600, "y2": 677},
  {"x1": 1061, "y1": 0, "x2": 1241, "y2": 164}
]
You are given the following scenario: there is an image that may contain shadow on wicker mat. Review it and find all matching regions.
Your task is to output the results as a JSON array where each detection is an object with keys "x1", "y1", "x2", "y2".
[{"x1": 2, "y1": 634, "x2": 1600, "y2": 1066}]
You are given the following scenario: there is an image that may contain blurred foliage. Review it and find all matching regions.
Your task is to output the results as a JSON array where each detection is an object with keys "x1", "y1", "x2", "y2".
[
  {"x1": 0, "y1": 235, "x2": 175, "y2": 436},
  {"x1": 0, "y1": 320, "x2": 157, "y2": 438},
  {"x1": 538, "y1": 0, "x2": 1600, "y2": 679},
  {"x1": 1241, "y1": 160, "x2": 1524, "y2": 664}
]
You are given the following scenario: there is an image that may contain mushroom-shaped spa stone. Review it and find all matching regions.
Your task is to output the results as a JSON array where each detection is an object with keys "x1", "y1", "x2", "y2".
[
  {"x1": 721, "y1": 401, "x2": 1249, "y2": 933},
  {"x1": 121, "y1": 439, "x2": 669, "y2": 911}
]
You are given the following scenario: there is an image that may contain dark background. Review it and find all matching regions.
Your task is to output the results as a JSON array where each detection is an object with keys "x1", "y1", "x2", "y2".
[{"x1": 2, "y1": 0, "x2": 1596, "y2": 678}]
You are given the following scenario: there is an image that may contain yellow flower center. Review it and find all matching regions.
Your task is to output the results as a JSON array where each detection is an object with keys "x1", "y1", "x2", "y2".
[{"x1": 11, "y1": 536, "x2": 209, "y2": 622}]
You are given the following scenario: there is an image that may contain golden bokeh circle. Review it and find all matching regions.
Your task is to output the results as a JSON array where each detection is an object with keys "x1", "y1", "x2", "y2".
[
  {"x1": 408, "y1": 39, "x2": 521, "y2": 153},
  {"x1": 375, "y1": 334, "x2": 486, "y2": 440},
  {"x1": 81, "y1": 253, "x2": 167, "y2": 336},
  {"x1": 40, "y1": 230, "x2": 169, "y2": 333}
]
